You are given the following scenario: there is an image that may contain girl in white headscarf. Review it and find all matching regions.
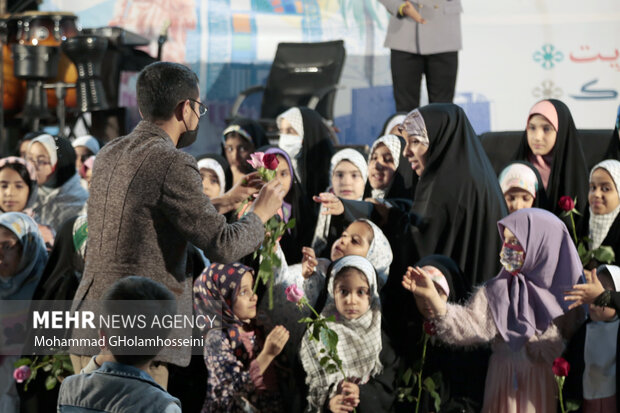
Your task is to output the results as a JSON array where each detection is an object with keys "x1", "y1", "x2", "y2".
[
  {"x1": 311, "y1": 149, "x2": 368, "y2": 256},
  {"x1": 26, "y1": 135, "x2": 88, "y2": 231},
  {"x1": 581, "y1": 159, "x2": 620, "y2": 269},
  {"x1": 300, "y1": 256, "x2": 385, "y2": 412}
]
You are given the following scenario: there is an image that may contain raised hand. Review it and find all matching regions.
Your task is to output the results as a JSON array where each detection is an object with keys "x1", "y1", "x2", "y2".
[
  {"x1": 251, "y1": 179, "x2": 286, "y2": 223},
  {"x1": 262, "y1": 325, "x2": 290, "y2": 358},
  {"x1": 402, "y1": 266, "x2": 447, "y2": 318},
  {"x1": 565, "y1": 268, "x2": 605, "y2": 310},
  {"x1": 301, "y1": 246, "x2": 318, "y2": 279},
  {"x1": 313, "y1": 192, "x2": 345, "y2": 216}
]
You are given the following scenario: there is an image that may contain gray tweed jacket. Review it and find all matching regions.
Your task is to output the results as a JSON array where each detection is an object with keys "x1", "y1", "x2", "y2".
[
  {"x1": 71, "y1": 121, "x2": 265, "y2": 366},
  {"x1": 379, "y1": 0, "x2": 462, "y2": 55}
]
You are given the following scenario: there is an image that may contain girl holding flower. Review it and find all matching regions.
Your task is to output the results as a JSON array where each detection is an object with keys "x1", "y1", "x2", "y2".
[
  {"x1": 194, "y1": 263, "x2": 290, "y2": 413},
  {"x1": 578, "y1": 160, "x2": 620, "y2": 269},
  {"x1": 300, "y1": 256, "x2": 396, "y2": 412},
  {"x1": 403, "y1": 208, "x2": 584, "y2": 413}
]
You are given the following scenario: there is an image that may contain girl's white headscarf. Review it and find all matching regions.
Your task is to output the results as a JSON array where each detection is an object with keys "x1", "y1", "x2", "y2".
[
  {"x1": 300, "y1": 255, "x2": 382, "y2": 410},
  {"x1": 589, "y1": 160, "x2": 620, "y2": 249},
  {"x1": 197, "y1": 158, "x2": 226, "y2": 196}
]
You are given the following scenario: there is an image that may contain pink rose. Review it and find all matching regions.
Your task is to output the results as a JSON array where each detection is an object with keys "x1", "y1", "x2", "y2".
[
  {"x1": 263, "y1": 153, "x2": 279, "y2": 170},
  {"x1": 13, "y1": 365, "x2": 31, "y2": 383},
  {"x1": 285, "y1": 284, "x2": 304, "y2": 304},
  {"x1": 247, "y1": 152, "x2": 265, "y2": 170}
]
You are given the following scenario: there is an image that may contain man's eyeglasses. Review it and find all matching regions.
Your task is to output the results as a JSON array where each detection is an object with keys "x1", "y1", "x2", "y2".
[{"x1": 188, "y1": 98, "x2": 208, "y2": 117}]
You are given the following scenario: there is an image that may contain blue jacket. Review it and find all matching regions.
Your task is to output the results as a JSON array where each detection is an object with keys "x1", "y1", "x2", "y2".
[{"x1": 57, "y1": 361, "x2": 181, "y2": 413}]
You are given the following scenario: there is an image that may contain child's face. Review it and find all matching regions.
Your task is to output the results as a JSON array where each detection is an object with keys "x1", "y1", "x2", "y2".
[
  {"x1": 27, "y1": 142, "x2": 54, "y2": 185},
  {"x1": 0, "y1": 167, "x2": 29, "y2": 212},
  {"x1": 333, "y1": 269, "x2": 371, "y2": 320},
  {"x1": 232, "y1": 272, "x2": 258, "y2": 323},
  {"x1": 74, "y1": 146, "x2": 93, "y2": 173},
  {"x1": 368, "y1": 144, "x2": 396, "y2": 190},
  {"x1": 330, "y1": 221, "x2": 373, "y2": 261},
  {"x1": 503, "y1": 188, "x2": 535, "y2": 214},
  {"x1": 332, "y1": 160, "x2": 365, "y2": 200},
  {"x1": 0, "y1": 226, "x2": 22, "y2": 279},
  {"x1": 589, "y1": 274, "x2": 617, "y2": 322},
  {"x1": 527, "y1": 114, "x2": 557, "y2": 156},
  {"x1": 200, "y1": 168, "x2": 221, "y2": 199},
  {"x1": 589, "y1": 168, "x2": 619, "y2": 215},
  {"x1": 274, "y1": 155, "x2": 292, "y2": 195},
  {"x1": 223, "y1": 134, "x2": 254, "y2": 171}
]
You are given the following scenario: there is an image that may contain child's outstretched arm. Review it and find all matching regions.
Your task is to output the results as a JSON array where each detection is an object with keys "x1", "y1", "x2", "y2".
[
  {"x1": 313, "y1": 192, "x2": 345, "y2": 216},
  {"x1": 402, "y1": 266, "x2": 447, "y2": 318}
]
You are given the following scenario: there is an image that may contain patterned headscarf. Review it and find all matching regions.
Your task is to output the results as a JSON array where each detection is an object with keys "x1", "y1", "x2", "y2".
[
  {"x1": 193, "y1": 262, "x2": 260, "y2": 365},
  {"x1": 588, "y1": 159, "x2": 620, "y2": 249},
  {"x1": 197, "y1": 158, "x2": 226, "y2": 196},
  {"x1": 369, "y1": 135, "x2": 402, "y2": 199},
  {"x1": 301, "y1": 256, "x2": 383, "y2": 410},
  {"x1": 276, "y1": 107, "x2": 304, "y2": 139},
  {"x1": 329, "y1": 148, "x2": 368, "y2": 187},
  {"x1": 357, "y1": 219, "x2": 392, "y2": 287},
  {"x1": 402, "y1": 109, "x2": 429, "y2": 146},
  {"x1": 0, "y1": 212, "x2": 47, "y2": 300},
  {"x1": 0, "y1": 156, "x2": 38, "y2": 212},
  {"x1": 499, "y1": 162, "x2": 539, "y2": 198}
]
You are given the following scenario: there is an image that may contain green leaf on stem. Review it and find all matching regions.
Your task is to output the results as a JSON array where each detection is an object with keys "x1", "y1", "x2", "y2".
[
  {"x1": 45, "y1": 375, "x2": 57, "y2": 390},
  {"x1": 13, "y1": 358, "x2": 32, "y2": 367},
  {"x1": 593, "y1": 245, "x2": 615, "y2": 264},
  {"x1": 403, "y1": 368, "x2": 413, "y2": 385},
  {"x1": 565, "y1": 400, "x2": 581, "y2": 412}
]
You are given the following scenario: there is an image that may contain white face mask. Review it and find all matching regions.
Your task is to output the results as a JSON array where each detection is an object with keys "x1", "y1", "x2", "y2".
[{"x1": 278, "y1": 134, "x2": 303, "y2": 159}]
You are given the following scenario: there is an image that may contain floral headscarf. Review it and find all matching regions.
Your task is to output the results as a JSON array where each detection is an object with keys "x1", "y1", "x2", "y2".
[{"x1": 193, "y1": 262, "x2": 260, "y2": 365}]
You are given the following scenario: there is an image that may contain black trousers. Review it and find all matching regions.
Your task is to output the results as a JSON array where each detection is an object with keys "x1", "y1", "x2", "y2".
[{"x1": 390, "y1": 49, "x2": 458, "y2": 112}]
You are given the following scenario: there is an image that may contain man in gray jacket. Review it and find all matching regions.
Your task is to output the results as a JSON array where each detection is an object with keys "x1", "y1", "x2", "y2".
[
  {"x1": 380, "y1": 0, "x2": 462, "y2": 111},
  {"x1": 70, "y1": 62, "x2": 286, "y2": 386}
]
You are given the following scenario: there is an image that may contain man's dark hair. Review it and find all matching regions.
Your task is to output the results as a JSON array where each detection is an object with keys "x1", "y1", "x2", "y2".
[
  {"x1": 101, "y1": 276, "x2": 177, "y2": 366},
  {"x1": 136, "y1": 62, "x2": 199, "y2": 122}
]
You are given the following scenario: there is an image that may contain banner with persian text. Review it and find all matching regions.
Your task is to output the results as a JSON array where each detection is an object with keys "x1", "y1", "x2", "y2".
[{"x1": 40, "y1": 0, "x2": 620, "y2": 153}]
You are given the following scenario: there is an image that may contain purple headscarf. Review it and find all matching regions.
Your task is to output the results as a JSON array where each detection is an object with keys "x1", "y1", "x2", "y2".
[
  {"x1": 264, "y1": 147, "x2": 293, "y2": 222},
  {"x1": 485, "y1": 208, "x2": 583, "y2": 351}
]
